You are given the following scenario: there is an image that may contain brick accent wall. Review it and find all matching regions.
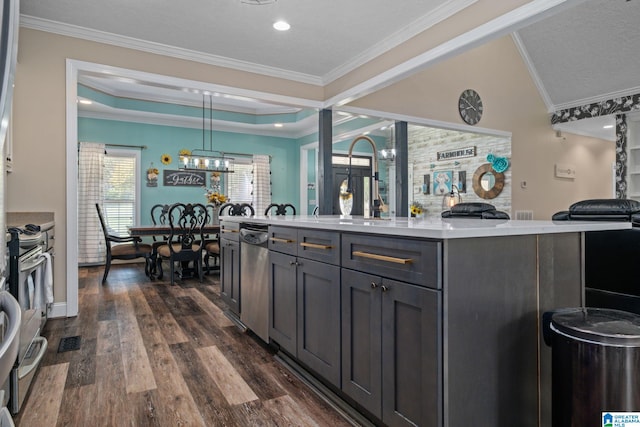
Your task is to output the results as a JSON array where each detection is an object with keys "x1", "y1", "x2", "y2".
[{"x1": 408, "y1": 126, "x2": 511, "y2": 219}]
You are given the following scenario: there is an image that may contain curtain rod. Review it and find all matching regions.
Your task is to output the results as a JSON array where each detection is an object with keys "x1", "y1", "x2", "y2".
[
  {"x1": 105, "y1": 143, "x2": 147, "y2": 150},
  {"x1": 77, "y1": 142, "x2": 147, "y2": 150}
]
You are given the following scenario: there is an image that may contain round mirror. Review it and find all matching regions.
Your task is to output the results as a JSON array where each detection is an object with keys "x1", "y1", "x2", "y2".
[
  {"x1": 472, "y1": 163, "x2": 504, "y2": 199},
  {"x1": 481, "y1": 171, "x2": 495, "y2": 191}
]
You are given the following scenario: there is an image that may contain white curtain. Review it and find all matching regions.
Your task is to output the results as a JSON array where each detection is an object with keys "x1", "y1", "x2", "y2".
[
  {"x1": 252, "y1": 154, "x2": 271, "y2": 215},
  {"x1": 78, "y1": 142, "x2": 105, "y2": 264}
]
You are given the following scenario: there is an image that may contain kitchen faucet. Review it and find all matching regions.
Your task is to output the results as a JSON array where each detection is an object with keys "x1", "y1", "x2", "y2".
[{"x1": 345, "y1": 135, "x2": 385, "y2": 218}]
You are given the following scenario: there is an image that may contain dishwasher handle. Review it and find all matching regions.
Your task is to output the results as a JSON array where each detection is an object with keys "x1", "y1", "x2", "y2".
[{"x1": 240, "y1": 229, "x2": 268, "y2": 245}]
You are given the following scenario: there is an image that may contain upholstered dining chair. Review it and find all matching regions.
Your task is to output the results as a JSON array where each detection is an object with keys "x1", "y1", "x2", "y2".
[
  {"x1": 156, "y1": 203, "x2": 208, "y2": 285},
  {"x1": 150, "y1": 203, "x2": 171, "y2": 228},
  {"x1": 218, "y1": 202, "x2": 255, "y2": 217},
  {"x1": 149, "y1": 202, "x2": 171, "y2": 252},
  {"x1": 264, "y1": 203, "x2": 296, "y2": 216},
  {"x1": 96, "y1": 203, "x2": 153, "y2": 284}
]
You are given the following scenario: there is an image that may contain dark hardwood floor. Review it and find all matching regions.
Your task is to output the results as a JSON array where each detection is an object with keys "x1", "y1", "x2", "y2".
[{"x1": 14, "y1": 264, "x2": 355, "y2": 427}]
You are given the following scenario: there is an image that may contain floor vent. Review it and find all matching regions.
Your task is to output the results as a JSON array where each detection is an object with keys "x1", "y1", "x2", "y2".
[
  {"x1": 58, "y1": 335, "x2": 82, "y2": 353},
  {"x1": 515, "y1": 210, "x2": 534, "y2": 220}
]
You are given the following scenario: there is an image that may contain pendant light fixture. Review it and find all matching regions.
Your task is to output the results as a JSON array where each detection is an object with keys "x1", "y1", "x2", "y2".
[
  {"x1": 179, "y1": 94, "x2": 234, "y2": 173},
  {"x1": 442, "y1": 184, "x2": 462, "y2": 210}
]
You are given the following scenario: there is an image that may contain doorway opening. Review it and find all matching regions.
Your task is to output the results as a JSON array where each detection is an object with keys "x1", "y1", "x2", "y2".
[{"x1": 332, "y1": 154, "x2": 371, "y2": 215}]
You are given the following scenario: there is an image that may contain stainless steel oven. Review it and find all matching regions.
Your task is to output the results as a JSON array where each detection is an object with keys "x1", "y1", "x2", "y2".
[{"x1": 6, "y1": 229, "x2": 49, "y2": 414}]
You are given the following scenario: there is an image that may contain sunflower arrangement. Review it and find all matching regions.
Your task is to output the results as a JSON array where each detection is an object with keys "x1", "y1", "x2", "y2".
[
  {"x1": 410, "y1": 201, "x2": 424, "y2": 216},
  {"x1": 146, "y1": 164, "x2": 159, "y2": 187},
  {"x1": 205, "y1": 188, "x2": 228, "y2": 205}
]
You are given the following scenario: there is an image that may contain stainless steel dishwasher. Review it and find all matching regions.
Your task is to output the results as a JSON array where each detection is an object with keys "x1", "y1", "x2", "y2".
[{"x1": 239, "y1": 224, "x2": 269, "y2": 342}]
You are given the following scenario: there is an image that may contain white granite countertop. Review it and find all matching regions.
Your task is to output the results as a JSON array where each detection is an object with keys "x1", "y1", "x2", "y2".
[{"x1": 220, "y1": 215, "x2": 632, "y2": 239}]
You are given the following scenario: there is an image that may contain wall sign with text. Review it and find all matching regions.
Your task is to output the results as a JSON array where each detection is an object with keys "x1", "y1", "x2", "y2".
[
  {"x1": 163, "y1": 170, "x2": 206, "y2": 186},
  {"x1": 437, "y1": 146, "x2": 476, "y2": 161}
]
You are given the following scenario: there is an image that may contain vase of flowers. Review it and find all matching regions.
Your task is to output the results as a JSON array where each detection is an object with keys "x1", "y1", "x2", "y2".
[
  {"x1": 204, "y1": 187, "x2": 228, "y2": 224},
  {"x1": 206, "y1": 190, "x2": 227, "y2": 205},
  {"x1": 410, "y1": 201, "x2": 424, "y2": 218}
]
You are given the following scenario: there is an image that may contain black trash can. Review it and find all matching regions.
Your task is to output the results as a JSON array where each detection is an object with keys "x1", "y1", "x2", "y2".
[{"x1": 543, "y1": 308, "x2": 640, "y2": 427}]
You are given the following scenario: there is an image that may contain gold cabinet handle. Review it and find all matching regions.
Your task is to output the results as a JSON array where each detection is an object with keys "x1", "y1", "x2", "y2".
[
  {"x1": 352, "y1": 250, "x2": 413, "y2": 265},
  {"x1": 299, "y1": 242, "x2": 332, "y2": 250},
  {"x1": 270, "y1": 237, "x2": 294, "y2": 243},
  {"x1": 223, "y1": 229, "x2": 239, "y2": 233}
]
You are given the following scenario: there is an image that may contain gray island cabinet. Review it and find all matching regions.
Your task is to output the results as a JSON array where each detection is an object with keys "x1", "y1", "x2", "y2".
[
  {"x1": 220, "y1": 215, "x2": 630, "y2": 427},
  {"x1": 219, "y1": 221, "x2": 240, "y2": 315},
  {"x1": 269, "y1": 226, "x2": 342, "y2": 387}
]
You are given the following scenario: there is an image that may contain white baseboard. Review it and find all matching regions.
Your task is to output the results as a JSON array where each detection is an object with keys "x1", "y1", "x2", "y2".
[{"x1": 49, "y1": 302, "x2": 70, "y2": 319}]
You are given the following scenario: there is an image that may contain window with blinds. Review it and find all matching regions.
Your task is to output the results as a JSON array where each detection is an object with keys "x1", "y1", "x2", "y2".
[
  {"x1": 103, "y1": 152, "x2": 137, "y2": 235},
  {"x1": 226, "y1": 160, "x2": 253, "y2": 204}
]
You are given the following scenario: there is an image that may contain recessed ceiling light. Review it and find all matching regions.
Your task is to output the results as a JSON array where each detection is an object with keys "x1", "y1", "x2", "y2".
[
  {"x1": 273, "y1": 20, "x2": 290, "y2": 31},
  {"x1": 78, "y1": 99, "x2": 92, "y2": 105},
  {"x1": 274, "y1": 123, "x2": 284, "y2": 128},
  {"x1": 603, "y1": 124, "x2": 614, "y2": 129}
]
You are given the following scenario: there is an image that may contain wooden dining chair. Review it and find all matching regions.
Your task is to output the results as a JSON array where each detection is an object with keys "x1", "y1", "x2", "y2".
[
  {"x1": 203, "y1": 203, "x2": 220, "y2": 273},
  {"x1": 264, "y1": 203, "x2": 296, "y2": 216},
  {"x1": 155, "y1": 203, "x2": 207, "y2": 285},
  {"x1": 150, "y1": 203, "x2": 171, "y2": 228},
  {"x1": 149, "y1": 203, "x2": 171, "y2": 259},
  {"x1": 96, "y1": 203, "x2": 153, "y2": 284},
  {"x1": 219, "y1": 202, "x2": 255, "y2": 217}
]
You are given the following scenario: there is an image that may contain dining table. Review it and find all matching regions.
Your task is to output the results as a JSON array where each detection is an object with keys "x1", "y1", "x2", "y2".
[
  {"x1": 128, "y1": 224, "x2": 220, "y2": 237},
  {"x1": 128, "y1": 224, "x2": 221, "y2": 279}
]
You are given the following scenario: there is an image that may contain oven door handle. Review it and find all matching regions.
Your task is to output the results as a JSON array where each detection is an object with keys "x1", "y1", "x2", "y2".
[
  {"x1": 19, "y1": 255, "x2": 46, "y2": 273},
  {"x1": 18, "y1": 336, "x2": 47, "y2": 380}
]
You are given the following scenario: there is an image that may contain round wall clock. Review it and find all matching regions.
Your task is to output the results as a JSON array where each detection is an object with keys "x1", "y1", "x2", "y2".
[{"x1": 458, "y1": 89, "x2": 483, "y2": 125}]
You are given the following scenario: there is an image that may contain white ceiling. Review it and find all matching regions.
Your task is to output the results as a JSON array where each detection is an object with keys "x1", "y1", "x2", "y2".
[
  {"x1": 21, "y1": 0, "x2": 465, "y2": 84},
  {"x1": 20, "y1": 0, "x2": 640, "y2": 141},
  {"x1": 516, "y1": 0, "x2": 640, "y2": 141}
]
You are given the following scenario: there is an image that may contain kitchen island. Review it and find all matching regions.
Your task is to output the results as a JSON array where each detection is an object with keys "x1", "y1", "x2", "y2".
[{"x1": 220, "y1": 215, "x2": 629, "y2": 427}]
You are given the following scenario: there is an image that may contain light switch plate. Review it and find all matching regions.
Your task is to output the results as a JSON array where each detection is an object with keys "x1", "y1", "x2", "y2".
[{"x1": 555, "y1": 163, "x2": 576, "y2": 179}]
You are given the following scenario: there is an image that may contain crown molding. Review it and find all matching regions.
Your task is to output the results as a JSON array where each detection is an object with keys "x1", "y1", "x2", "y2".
[
  {"x1": 68, "y1": 59, "x2": 324, "y2": 110},
  {"x1": 551, "y1": 85, "x2": 640, "y2": 112},
  {"x1": 21, "y1": 15, "x2": 324, "y2": 86},
  {"x1": 78, "y1": 106, "x2": 317, "y2": 139},
  {"x1": 511, "y1": 32, "x2": 554, "y2": 113},
  {"x1": 77, "y1": 80, "x2": 302, "y2": 115},
  {"x1": 322, "y1": 0, "x2": 478, "y2": 85},
  {"x1": 22, "y1": 2, "x2": 480, "y2": 89}
]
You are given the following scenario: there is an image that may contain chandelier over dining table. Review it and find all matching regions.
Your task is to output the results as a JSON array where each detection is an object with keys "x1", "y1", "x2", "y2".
[{"x1": 179, "y1": 93, "x2": 234, "y2": 173}]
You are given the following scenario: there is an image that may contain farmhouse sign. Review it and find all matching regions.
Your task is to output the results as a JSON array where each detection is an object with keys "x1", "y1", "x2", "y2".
[
  {"x1": 437, "y1": 146, "x2": 476, "y2": 161},
  {"x1": 163, "y1": 170, "x2": 206, "y2": 187}
]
